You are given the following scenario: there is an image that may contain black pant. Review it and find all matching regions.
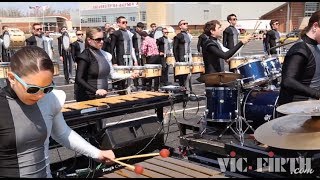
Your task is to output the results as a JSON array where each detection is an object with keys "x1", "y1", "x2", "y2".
[
  {"x1": 145, "y1": 55, "x2": 161, "y2": 91},
  {"x1": 62, "y1": 51, "x2": 74, "y2": 82},
  {"x1": 160, "y1": 55, "x2": 169, "y2": 85}
]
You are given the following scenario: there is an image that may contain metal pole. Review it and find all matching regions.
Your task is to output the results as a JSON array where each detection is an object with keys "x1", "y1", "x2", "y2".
[
  {"x1": 42, "y1": 7, "x2": 45, "y2": 30},
  {"x1": 79, "y1": 8, "x2": 81, "y2": 30},
  {"x1": 286, "y1": 2, "x2": 290, "y2": 33}
]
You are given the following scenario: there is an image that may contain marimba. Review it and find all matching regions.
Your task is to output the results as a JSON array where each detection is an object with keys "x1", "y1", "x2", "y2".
[
  {"x1": 99, "y1": 156, "x2": 228, "y2": 178},
  {"x1": 62, "y1": 91, "x2": 184, "y2": 128}
]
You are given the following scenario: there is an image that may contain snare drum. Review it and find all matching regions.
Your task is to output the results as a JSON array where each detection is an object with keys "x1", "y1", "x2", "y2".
[
  {"x1": 263, "y1": 57, "x2": 282, "y2": 79},
  {"x1": 113, "y1": 66, "x2": 132, "y2": 75},
  {"x1": 174, "y1": 62, "x2": 191, "y2": 76},
  {"x1": 131, "y1": 66, "x2": 145, "y2": 78},
  {"x1": 229, "y1": 56, "x2": 247, "y2": 69},
  {"x1": 144, "y1": 64, "x2": 162, "y2": 78},
  {"x1": 53, "y1": 62, "x2": 59, "y2": 76},
  {"x1": 166, "y1": 54, "x2": 176, "y2": 66},
  {"x1": 191, "y1": 62, "x2": 205, "y2": 74},
  {"x1": 0, "y1": 62, "x2": 10, "y2": 78},
  {"x1": 236, "y1": 59, "x2": 269, "y2": 89},
  {"x1": 192, "y1": 53, "x2": 203, "y2": 63}
]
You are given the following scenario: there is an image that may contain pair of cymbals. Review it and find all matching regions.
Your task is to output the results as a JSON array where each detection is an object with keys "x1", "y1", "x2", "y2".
[
  {"x1": 254, "y1": 100, "x2": 320, "y2": 150},
  {"x1": 197, "y1": 72, "x2": 242, "y2": 86}
]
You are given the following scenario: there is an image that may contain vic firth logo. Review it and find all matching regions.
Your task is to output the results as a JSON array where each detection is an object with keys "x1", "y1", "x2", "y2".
[{"x1": 217, "y1": 151, "x2": 314, "y2": 175}]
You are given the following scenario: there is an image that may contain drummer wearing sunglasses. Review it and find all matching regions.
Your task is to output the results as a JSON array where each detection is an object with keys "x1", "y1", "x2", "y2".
[{"x1": 0, "y1": 46, "x2": 116, "y2": 178}]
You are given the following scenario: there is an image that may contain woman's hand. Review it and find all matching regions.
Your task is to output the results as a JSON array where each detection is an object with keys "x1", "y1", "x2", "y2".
[
  {"x1": 96, "y1": 89, "x2": 108, "y2": 96},
  {"x1": 130, "y1": 71, "x2": 140, "y2": 79},
  {"x1": 97, "y1": 150, "x2": 116, "y2": 165}
]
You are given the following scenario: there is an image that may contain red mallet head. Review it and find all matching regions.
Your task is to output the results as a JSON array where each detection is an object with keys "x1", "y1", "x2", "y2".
[
  {"x1": 160, "y1": 149, "x2": 170, "y2": 158},
  {"x1": 134, "y1": 164, "x2": 144, "y2": 174}
]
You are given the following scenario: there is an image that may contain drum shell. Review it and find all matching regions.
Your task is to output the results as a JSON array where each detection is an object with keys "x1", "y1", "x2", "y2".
[
  {"x1": 192, "y1": 53, "x2": 203, "y2": 63},
  {"x1": 113, "y1": 66, "x2": 132, "y2": 74},
  {"x1": 263, "y1": 57, "x2": 282, "y2": 79},
  {"x1": 243, "y1": 89, "x2": 279, "y2": 129},
  {"x1": 132, "y1": 66, "x2": 145, "y2": 78},
  {"x1": 236, "y1": 60, "x2": 268, "y2": 89},
  {"x1": 229, "y1": 57, "x2": 247, "y2": 69},
  {"x1": 191, "y1": 62, "x2": 205, "y2": 74},
  {"x1": 0, "y1": 62, "x2": 10, "y2": 78},
  {"x1": 206, "y1": 87, "x2": 238, "y2": 122},
  {"x1": 174, "y1": 62, "x2": 191, "y2": 75},
  {"x1": 144, "y1": 64, "x2": 162, "y2": 78}
]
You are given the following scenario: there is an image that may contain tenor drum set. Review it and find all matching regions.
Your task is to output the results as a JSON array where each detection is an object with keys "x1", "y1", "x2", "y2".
[{"x1": 197, "y1": 54, "x2": 285, "y2": 143}]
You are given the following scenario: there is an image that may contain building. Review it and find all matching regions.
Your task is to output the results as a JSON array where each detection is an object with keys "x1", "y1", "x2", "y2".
[
  {"x1": 72, "y1": 2, "x2": 286, "y2": 34},
  {"x1": 0, "y1": 15, "x2": 71, "y2": 34},
  {"x1": 260, "y1": 2, "x2": 320, "y2": 32}
]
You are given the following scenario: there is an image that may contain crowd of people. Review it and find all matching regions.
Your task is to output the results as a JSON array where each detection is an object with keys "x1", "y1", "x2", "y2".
[{"x1": 1, "y1": 9, "x2": 320, "y2": 177}]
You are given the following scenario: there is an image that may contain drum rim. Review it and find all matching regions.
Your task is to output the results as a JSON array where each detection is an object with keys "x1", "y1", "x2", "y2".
[
  {"x1": 236, "y1": 59, "x2": 263, "y2": 68},
  {"x1": 174, "y1": 62, "x2": 191, "y2": 65},
  {"x1": 113, "y1": 66, "x2": 132, "y2": 69},
  {"x1": 205, "y1": 87, "x2": 237, "y2": 90},
  {"x1": 264, "y1": 57, "x2": 279, "y2": 62},
  {"x1": 192, "y1": 62, "x2": 204, "y2": 65},
  {"x1": 242, "y1": 77, "x2": 269, "y2": 89},
  {"x1": 0, "y1": 62, "x2": 10, "y2": 66},
  {"x1": 229, "y1": 56, "x2": 246, "y2": 60},
  {"x1": 144, "y1": 64, "x2": 162, "y2": 67}
]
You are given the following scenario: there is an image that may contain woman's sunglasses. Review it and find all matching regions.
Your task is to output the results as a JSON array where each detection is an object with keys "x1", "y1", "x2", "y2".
[{"x1": 13, "y1": 73, "x2": 55, "y2": 94}]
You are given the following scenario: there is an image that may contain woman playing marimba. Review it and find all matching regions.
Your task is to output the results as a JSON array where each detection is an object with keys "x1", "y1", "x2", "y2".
[
  {"x1": 74, "y1": 27, "x2": 139, "y2": 102},
  {"x1": 0, "y1": 46, "x2": 115, "y2": 178}
]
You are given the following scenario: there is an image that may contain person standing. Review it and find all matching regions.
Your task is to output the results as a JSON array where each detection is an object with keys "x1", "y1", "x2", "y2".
[
  {"x1": 148, "y1": 23, "x2": 157, "y2": 38},
  {"x1": 157, "y1": 28, "x2": 172, "y2": 86},
  {"x1": 57, "y1": 26, "x2": 74, "y2": 84},
  {"x1": 223, "y1": 14, "x2": 240, "y2": 49},
  {"x1": 173, "y1": 20, "x2": 191, "y2": 87},
  {"x1": 132, "y1": 22, "x2": 145, "y2": 90},
  {"x1": 140, "y1": 31, "x2": 161, "y2": 91},
  {"x1": 110, "y1": 16, "x2": 138, "y2": 94},
  {"x1": 0, "y1": 25, "x2": 10, "y2": 62},
  {"x1": 266, "y1": 19, "x2": 281, "y2": 55}
]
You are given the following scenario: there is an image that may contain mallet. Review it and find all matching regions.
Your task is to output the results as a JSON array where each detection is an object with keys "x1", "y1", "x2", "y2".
[
  {"x1": 110, "y1": 159, "x2": 144, "y2": 175},
  {"x1": 115, "y1": 149, "x2": 170, "y2": 161}
]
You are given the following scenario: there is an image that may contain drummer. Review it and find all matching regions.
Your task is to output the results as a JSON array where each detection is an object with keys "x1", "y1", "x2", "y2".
[
  {"x1": 202, "y1": 20, "x2": 252, "y2": 74},
  {"x1": 277, "y1": 10, "x2": 320, "y2": 116}
]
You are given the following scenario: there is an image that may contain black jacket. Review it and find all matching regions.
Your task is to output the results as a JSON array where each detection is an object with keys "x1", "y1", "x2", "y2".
[
  {"x1": 102, "y1": 32, "x2": 112, "y2": 54},
  {"x1": 266, "y1": 29, "x2": 279, "y2": 55},
  {"x1": 203, "y1": 36, "x2": 243, "y2": 73},
  {"x1": 25, "y1": 35, "x2": 37, "y2": 46},
  {"x1": 197, "y1": 33, "x2": 208, "y2": 53},
  {"x1": 173, "y1": 31, "x2": 190, "y2": 62},
  {"x1": 71, "y1": 40, "x2": 84, "y2": 62},
  {"x1": 110, "y1": 29, "x2": 136, "y2": 65},
  {"x1": 222, "y1": 25, "x2": 238, "y2": 49}
]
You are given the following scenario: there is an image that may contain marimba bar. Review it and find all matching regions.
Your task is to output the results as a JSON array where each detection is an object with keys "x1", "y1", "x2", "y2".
[{"x1": 99, "y1": 156, "x2": 228, "y2": 178}]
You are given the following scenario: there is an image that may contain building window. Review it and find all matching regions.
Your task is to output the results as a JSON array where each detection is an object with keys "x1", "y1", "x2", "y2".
[
  {"x1": 102, "y1": 16, "x2": 106, "y2": 22},
  {"x1": 130, "y1": 17, "x2": 136, "y2": 22},
  {"x1": 140, "y1": 11, "x2": 146, "y2": 21},
  {"x1": 204, "y1": 10, "x2": 209, "y2": 20},
  {"x1": 305, "y1": 2, "x2": 319, "y2": 17}
]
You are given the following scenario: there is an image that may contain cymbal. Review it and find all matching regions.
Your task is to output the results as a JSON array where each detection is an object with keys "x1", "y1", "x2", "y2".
[
  {"x1": 197, "y1": 72, "x2": 242, "y2": 86},
  {"x1": 254, "y1": 115, "x2": 320, "y2": 150},
  {"x1": 276, "y1": 100, "x2": 320, "y2": 116}
]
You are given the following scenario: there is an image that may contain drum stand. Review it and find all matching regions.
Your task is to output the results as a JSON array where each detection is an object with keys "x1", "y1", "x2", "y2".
[{"x1": 217, "y1": 79, "x2": 255, "y2": 146}]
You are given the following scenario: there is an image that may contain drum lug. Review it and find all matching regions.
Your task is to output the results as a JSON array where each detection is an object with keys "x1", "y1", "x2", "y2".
[{"x1": 264, "y1": 114, "x2": 272, "y2": 121}]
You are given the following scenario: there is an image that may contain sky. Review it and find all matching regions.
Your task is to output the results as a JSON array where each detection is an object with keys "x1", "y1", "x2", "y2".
[{"x1": 0, "y1": 2, "x2": 79, "y2": 12}]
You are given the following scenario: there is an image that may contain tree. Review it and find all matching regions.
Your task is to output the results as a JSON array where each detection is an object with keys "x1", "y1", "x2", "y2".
[{"x1": 44, "y1": 7, "x2": 56, "y2": 16}]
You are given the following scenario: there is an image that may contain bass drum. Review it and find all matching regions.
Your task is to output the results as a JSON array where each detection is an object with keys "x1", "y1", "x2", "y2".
[
  {"x1": 242, "y1": 88, "x2": 279, "y2": 129},
  {"x1": 62, "y1": 32, "x2": 70, "y2": 51}
]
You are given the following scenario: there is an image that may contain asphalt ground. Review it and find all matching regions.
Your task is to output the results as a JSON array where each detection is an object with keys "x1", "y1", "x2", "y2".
[{"x1": 47, "y1": 37, "x2": 295, "y2": 174}]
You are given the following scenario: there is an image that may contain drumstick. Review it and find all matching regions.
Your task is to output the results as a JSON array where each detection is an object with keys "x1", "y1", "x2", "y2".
[
  {"x1": 110, "y1": 159, "x2": 144, "y2": 174},
  {"x1": 115, "y1": 149, "x2": 170, "y2": 161}
]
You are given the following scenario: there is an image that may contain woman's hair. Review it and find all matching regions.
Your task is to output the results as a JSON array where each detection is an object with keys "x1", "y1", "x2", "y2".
[
  {"x1": 203, "y1": 20, "x2": 221, "y2": 36},
  {"x1": 85, "y1": 27, "x2": 103, "y2": 48},
  {"x1": 139, "y1": 31, "x2": 149, "y2": 37},
  {"x1": 300, "y1": 10, "x2": 320, "y2": 37},
  {"x1": 106, "y1": 27, "x2": 115, "y2": 34},
  {"x1": 10, "y1": 46, "x2": 53, "y2": 77}
]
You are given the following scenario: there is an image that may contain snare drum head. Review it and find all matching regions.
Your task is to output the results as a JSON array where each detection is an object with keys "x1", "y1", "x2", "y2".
[
  {"x1": 114, "y1": 66, "x2": 132, "y2": 70},
  {"x1": 132, "y1": 66, "x2": 145, "y2": 70},
  {"x1": 2, "y1": 32, "x2": 10, "y2": 49},
  {"x1": 62, "y1": 33, "x2": 70, "y2": 51}
]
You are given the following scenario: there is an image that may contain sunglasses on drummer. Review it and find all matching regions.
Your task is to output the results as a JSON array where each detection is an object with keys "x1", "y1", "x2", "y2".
[
  {"x1": 35, "y1": 28, "x2": 42, "y2": 31},
  {"x1": 13, "y1": 73, "x2": 55, "y2": 94},
  {"x1": 91, "y1": 37, "x2": 104, "y2": 42}
]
